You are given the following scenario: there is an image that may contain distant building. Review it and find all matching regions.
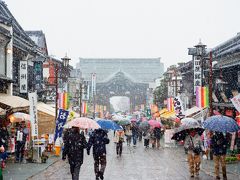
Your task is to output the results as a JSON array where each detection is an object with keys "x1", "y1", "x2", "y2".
[{"x1": 77, "y1": 58, "x2": 164, "y2": 85}]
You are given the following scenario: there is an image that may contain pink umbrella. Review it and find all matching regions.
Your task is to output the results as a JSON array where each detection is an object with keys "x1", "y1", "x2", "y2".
[
  {"x1": 141, "y1": 117, "x2": 147, "y2": 122},
  {"x1": 67, "y1": 117, "x2": 100, "y2": 129},
  {"x1": 131, "y1": 118, "x2": 137, "y2": 122},
  {"x1": 148, "y1": 120, "x2": 161, "y2": 128}
]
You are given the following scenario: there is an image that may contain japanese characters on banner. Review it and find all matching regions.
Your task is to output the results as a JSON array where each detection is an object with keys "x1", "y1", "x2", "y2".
[
  {"x1": 173, "y1": 96, "x2": 185, "y2": 119},
  {"x1": 20, "y1": 61, "x2": 28, "y2": 93},
  {"x1": 28, "y1": 92, "x2": 38, "y2": 137},
  {"x1": 231, "y1": 94, "x2": 240, "y2": 112},
  {"x1": 54, "y1": 109, "x2": 69, "y2": 142},
  {"x1": 91, "y1": 73, "x2": 96, "y2": 97},
  {"x1": 194, "y1": 57, "x2": 202, "y2": 95}
]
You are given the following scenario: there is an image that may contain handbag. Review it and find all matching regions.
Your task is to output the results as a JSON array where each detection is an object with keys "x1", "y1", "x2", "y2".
[{"x1": 190, "y1": 137, "x2": 202, "y2": 155}]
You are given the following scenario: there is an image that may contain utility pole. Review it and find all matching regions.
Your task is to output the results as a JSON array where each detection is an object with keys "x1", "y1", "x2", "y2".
[
  {"x1": 175, "y1": 68, "x2": 178, "y2": 97},
  {"x1": 209, "y1": 51, "x2": 213, "y2": 116},
  {"x1": 79, "y1": 83, "x2": 82, "y2": 117},
  {"x1": 55, "y1": 65, "x2": 59, "y2": 120}
]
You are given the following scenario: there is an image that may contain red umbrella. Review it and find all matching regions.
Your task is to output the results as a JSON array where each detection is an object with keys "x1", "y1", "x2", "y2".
[{"x1": 148, "y1": 120, "x2": 161, "y2": 128}]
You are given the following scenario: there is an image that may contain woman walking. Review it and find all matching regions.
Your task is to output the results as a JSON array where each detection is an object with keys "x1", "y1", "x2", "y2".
[
  {"x1": 114, "y1": 129, "x2": 125, "y2": 157},
  {"x1": 143, "y1": 129, "x2": 151, "y2": 149},
  {"x1": 125, "y1": 125, "x2": 132, "y2": 146}
]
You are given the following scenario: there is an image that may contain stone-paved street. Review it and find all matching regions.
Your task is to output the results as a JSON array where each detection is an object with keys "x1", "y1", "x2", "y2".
[{"x1": 29, "y1": 136, "x2": 214, "y2": 180}]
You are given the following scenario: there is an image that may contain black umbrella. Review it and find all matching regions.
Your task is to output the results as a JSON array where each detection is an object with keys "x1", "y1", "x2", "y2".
[{"x1": 171, "y1": 124, "x2": 204, "y2": 141}]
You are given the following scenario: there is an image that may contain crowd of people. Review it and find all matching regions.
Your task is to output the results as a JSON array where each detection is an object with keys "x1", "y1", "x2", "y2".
[
  {"x1": 61, "y1": 120, "x2": 163, "y2": 180},
  {"x1": 184, "y1": 129, "x2": 228, "y2": 180}
]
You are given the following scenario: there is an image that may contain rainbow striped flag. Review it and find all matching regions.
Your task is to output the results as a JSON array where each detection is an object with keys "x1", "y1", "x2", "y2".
[
  {"x1": 81, "y1": 102, "x2": 88, "y2": 114},
  {"x1": 58, "y1": 92, "x2": 69, "y2": 110},
  {"x1": 196, "y1": 86, "x2": 209, "y2": 108},
  {"x1": 167, "y1": 98, "x2": 174, "y2": 111}
]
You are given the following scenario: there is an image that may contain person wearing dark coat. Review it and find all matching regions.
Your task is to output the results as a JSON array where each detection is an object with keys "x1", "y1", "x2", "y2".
[
  {"x1": 211, "y1": 132, "x2": 227, "y2": 180},
  {"x1": 153, "y1": 127, "x2": 161, "y2": 149},
  {"x1": 87, "y1": 129, "x2": 110, "y2": 180},
  {"x1": 62, "y1": 127, "x2": 87, "y2": 180}
]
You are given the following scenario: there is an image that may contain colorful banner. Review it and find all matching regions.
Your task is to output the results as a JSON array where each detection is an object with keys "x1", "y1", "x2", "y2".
[
  {"x1": 167, "y1": 98, "x2": 174, "y2": 111},
  {"x1": 81, "y1": 102, "x2": 88, "y2": 114},
  {"x1": 58, "y1": 92, "x2": 69, "y2": 110},
  {"x1": 173, "y1": 96, "x2": 185, "y2": 119},
  {"x1": 196, "y1": 86, "x2": 209, "y2": 108},
  {"x1": 54, "y1": 109, "x2": 69, "y2": 142},
  {"x1": 28, "y1": 92, "x2": 38, "y2": 137}
]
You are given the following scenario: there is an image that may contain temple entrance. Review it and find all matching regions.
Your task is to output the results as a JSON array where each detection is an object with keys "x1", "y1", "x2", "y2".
[{"x1": 110, "y1": 96, "x2": 130, "y2": 113}]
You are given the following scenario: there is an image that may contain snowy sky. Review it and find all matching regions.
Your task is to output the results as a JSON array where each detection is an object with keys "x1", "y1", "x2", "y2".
[{"x1": 4, "y1": 0, "x2": 240, "y2": 70}]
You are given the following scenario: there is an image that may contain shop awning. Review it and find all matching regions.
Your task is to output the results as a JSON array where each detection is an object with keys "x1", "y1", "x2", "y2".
[
  {"x1": 161, "y1": 111, "x2": 176, "y2": 119},
  {"x1": 0, "y1": 93, "x2": 29, "y2": 112},
  {"x1": 159, "y1": 108, "x2": 168, "y2": 115},
  {"x1": 37, "y1": 102, "x2": 55, "y2": 117},
  {"x1": 185, "y1": 106, "x2": 202, "y2": 117}
]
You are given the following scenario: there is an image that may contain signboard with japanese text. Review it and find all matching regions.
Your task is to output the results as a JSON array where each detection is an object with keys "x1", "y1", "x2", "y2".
[
  {"x1": 231, "y1": 94, "x2": 240, "y2": 112},
  {"x1": 28, "y1": 92, "x2": 38, "y2": 137},
  {"x1": 34, "y1": 62, "x2": 42, "y2": 92},
  {"x1": 20, "y1": 61, "x2": 28, "y2": 93},
  {"x1": 173, "y1": 96, "x2": 185, "y2": 120},
  {"x1": 54, "y1": 109, "x2": 69, "y2": 142},
  {"x1": 91, "y1": 73, "x2": 96, "y2": 97},
  {"x1": 194, "y1": 57, "x2": 201, "y2": 95}
]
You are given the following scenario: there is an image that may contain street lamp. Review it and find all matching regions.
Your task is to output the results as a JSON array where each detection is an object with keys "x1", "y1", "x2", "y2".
[{"x1": 54, "y1": 55, "x2": 71, "y2": 119}]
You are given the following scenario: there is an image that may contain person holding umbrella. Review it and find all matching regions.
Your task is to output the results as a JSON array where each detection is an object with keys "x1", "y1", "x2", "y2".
[
  {"x1": 87, "y1": 129, "x2": 110, "y2": 180},
  {"x1": 211, "y1": 132, "x2": 227, "y2": 180},
  {"x1": 203, "y1": 115, "x2": 240, "y2": 180},
  {"x1": 184, "y1": 129, "x2": 204, "y2": 178},
  {"x1": 62, "y1": 126, "x2": 87, "y2": 180}
]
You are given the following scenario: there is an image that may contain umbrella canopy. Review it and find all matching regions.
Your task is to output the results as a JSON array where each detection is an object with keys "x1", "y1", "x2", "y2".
[
  {"x1": 96, "y1": 119, "x2": 122, "y2": 130},
  {"x1": 66, "y1": 117, "x2": 100, "y2": 129},
  {"x1": 181, "y1": 118, "x2": 200, "y2": 126},
  {"x1": 203, "y1": 115, "x2": 239, "y2": 133},
  {"x1": 171, "y1": 124, "x2": 204, "y2": 141},
  {"x1": 117, "y1": 119, "x2": 131, "y2": 126},
  {"x1": 8, "y1": 112, "x2": 30, "y2": 123},
  {"x1": 130, "y1": 118, "x2": 137, "y2": 122},
  {"x1": 148, "y1": 120, "x2": 161, "y2": 128},
  {"x1": 139, "y1": 121, "x2": 150, "y2": 131}
]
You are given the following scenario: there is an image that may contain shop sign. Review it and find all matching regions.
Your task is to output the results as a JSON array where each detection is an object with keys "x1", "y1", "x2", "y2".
[
  {"x1": 231, "y1": 94, "x2": 240, "y2": 112},
  {"x1": 20, "y1": 61, "x2": 28, "y2": 93},
  {"x1": 194, "y1": 57, "x2": 201, "y2": 95},
  {"x1": 173, "y1": 96, "x2": 185, "y2": 120},
  {"x1": 28, "y1": 92, "x2": 38, "y2": 137},
  {"x1": 54, "y1": 109, "x2": 69, "y2": 142},
  {"x1": 34, "y1": 62, "x2": 42, "y2": 92}
]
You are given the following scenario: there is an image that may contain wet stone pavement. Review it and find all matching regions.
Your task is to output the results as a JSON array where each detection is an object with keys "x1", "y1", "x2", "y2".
[{"x1": 28, "y1": 135, "x2": 215, "y2": 180}]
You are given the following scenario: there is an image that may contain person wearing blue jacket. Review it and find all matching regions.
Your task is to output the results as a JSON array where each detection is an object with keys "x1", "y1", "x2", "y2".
[
  {"x1": 211, "y1": 132, "x2": 227, "y2": 180},
  {"x1": 87, "y1": 129, "x2": 110, "y2": 180}
]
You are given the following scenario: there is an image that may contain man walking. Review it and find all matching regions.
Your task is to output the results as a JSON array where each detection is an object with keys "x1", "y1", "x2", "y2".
[
  {"x1": 87, "y1": 129, "x2": 110, "y2": 180},
  {"x1": 211, "y1": 132, "x2": 227, "y2": 180},
  {"x1": 62, "y1": 127, "x2": 87, "y2": 180}
]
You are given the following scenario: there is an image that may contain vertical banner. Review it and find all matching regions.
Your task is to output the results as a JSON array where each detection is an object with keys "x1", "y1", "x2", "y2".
[
  {"x1": 167, "y1": 98, "x2": 174, "y2": 111},
  {"x1": 91, "y1": 73, "x2": 96, "y2": 97},
  {"x1": 173, "y1": 96, "x2": 185, "y2": 119},
  {"x1": 196, "y1": 86, "x2": 209, "y2": 108},
  {"x1": 28, "y1": 92, "x2": 38, "y2": 137},
  {"x1": 20, "y1": 61, "x2": 28, "y2": 93},
  {"x1": 194, "y1": 57, "x2": 202, "y2": 95},
  {"x1": 54, "y1": 109, "x2": 69, "y2": 142},
  {"x1": 58, "y1": 92, "x2": 69, "y2": 110}
]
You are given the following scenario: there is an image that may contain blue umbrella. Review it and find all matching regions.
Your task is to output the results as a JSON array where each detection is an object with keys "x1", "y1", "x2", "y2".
[
  {"x1": 203, "y1": 115, "x2": 240, "y2": 133},
  {"x1": 96, "y1": 119, "x2": 122, "y2": 130}
]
